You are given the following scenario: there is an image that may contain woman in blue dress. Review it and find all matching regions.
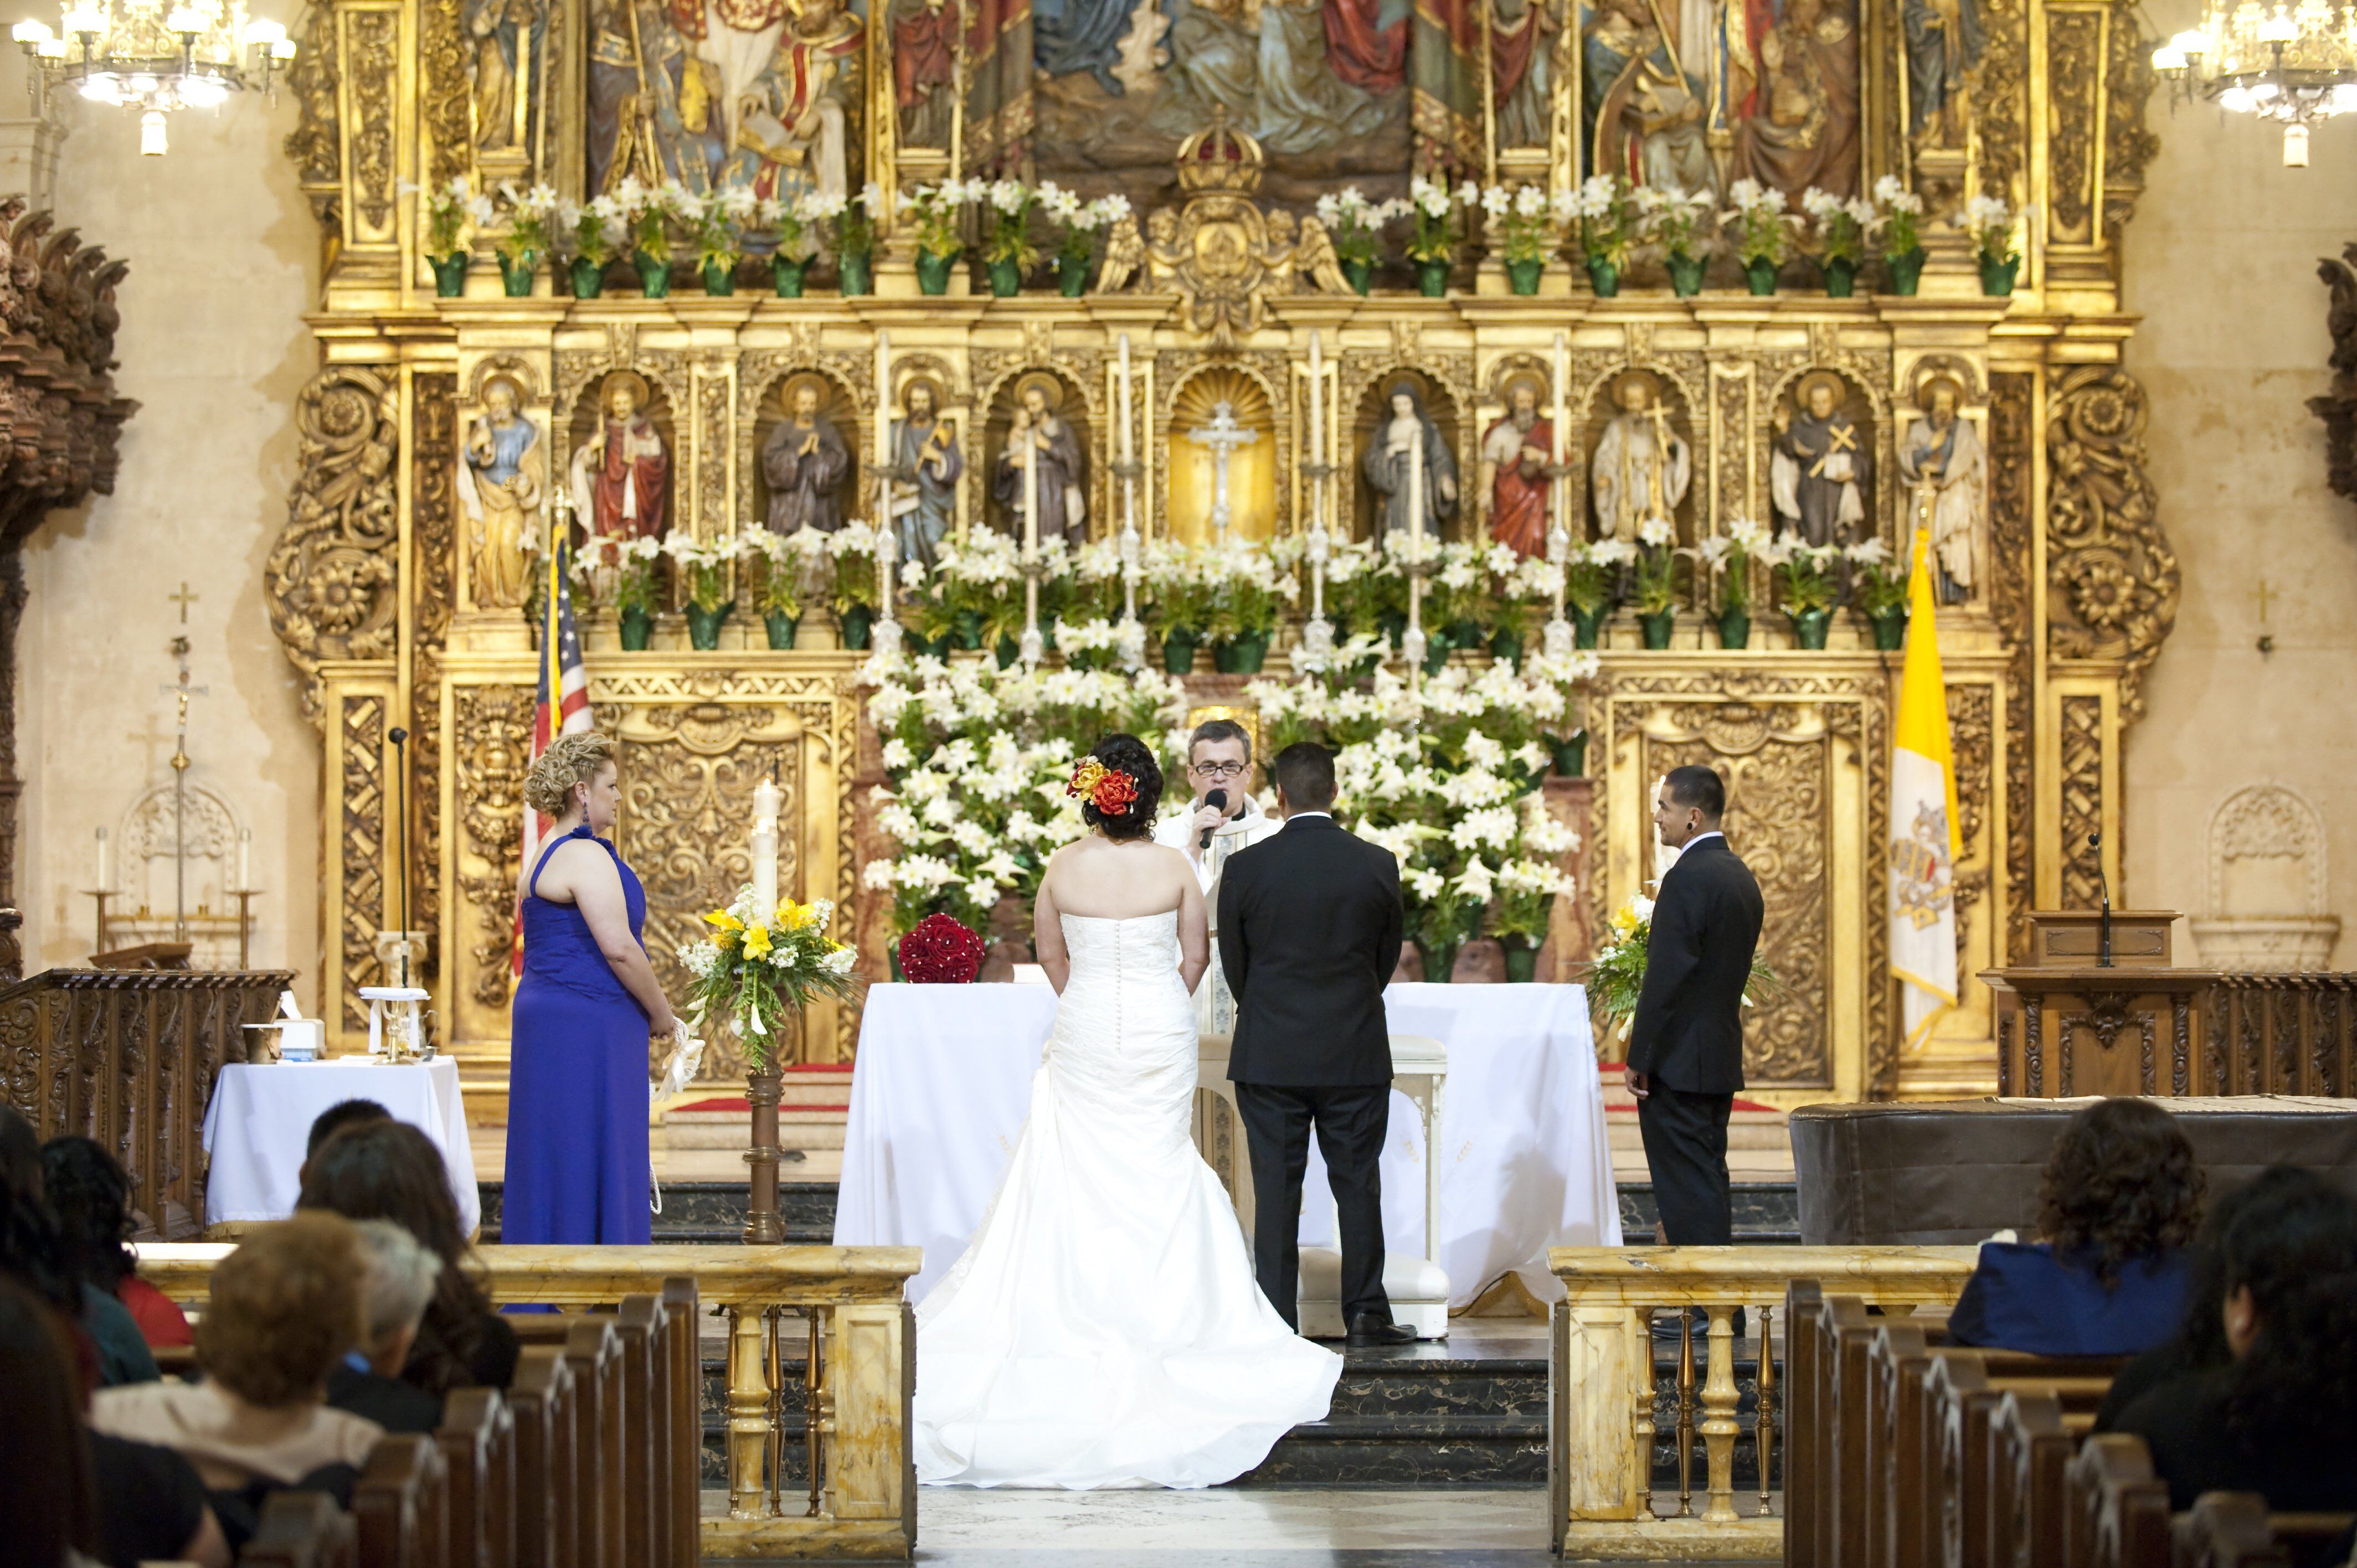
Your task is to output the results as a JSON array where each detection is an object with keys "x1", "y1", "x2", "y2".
[{"x1": 503, "y1": 731, "x2": 678, "y2": 1245}]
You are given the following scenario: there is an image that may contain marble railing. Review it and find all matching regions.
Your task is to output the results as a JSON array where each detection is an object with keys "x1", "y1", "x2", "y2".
[
  {"x1": 138, "y1": 1242, "x2": 923, "y2": 1561},
  {"x1": 1546, "y1": 1245, "x2": 1979, "y2": 1562}
]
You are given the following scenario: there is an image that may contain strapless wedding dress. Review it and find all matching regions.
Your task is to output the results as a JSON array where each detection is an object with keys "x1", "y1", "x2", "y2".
[{"x1": 913, "y1": 910, "x2": 1342, "y2": 1488}]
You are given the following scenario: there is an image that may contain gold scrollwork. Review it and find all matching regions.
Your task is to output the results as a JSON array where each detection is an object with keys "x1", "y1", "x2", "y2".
[
  {"x1": 1948, "y1": 683, "x2": 1994, "y2": 927},
  {"x1": 2103, "y1": 4, "x2": 2161, "y2": 241},
  {"x1": 412, "y1": 375, "x2": 459, "y2": 977},
  {"x1": 2046, "y1": 9, "x2": 2100, "y2": 242},
  {"x1": 2058, "y1": 693, "x2": 2105, "y2": 910},
  {"x1": 347, "y1": 9, "x2": 399, "y2": 238},
  {"x1": 419, "y1": 0, "x2": 471, "y2": 187},
  {"x1": 2046, "y1": 367, "x2": 2176, "y2": 716},
  {"x1": 267, "y1": 367, "x2": 401, "y2": 722},
  {"x1": 454, "y1": 685, "x2": 536, "y2": 1008},
  {"x1": 342, "y1": 694, "x2": 386, "y2": 1034}
]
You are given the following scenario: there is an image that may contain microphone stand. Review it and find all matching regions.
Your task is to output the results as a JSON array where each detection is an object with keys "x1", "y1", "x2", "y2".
[{"x1": 2088, "y1": 831, "x2": 2112, "y2": 968}]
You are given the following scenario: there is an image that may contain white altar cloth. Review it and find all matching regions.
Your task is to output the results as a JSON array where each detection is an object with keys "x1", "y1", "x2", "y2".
[
  {"x1": 833, "y1": 982, "x2": 1618, "y2": 1304},
  {"x1": 202, "y1": 1058, "x2": 480, "y2": 1235}
]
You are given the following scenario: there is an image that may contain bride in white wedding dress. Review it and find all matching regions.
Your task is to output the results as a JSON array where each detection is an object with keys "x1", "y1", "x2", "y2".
[{"x1": 913, "y1": 734, "x2": 1342, "y2": 1489}]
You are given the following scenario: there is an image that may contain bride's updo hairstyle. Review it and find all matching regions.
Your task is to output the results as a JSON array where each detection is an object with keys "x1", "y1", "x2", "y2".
[{"x1": 1079, "y1": 734, "x2": 1162, "y2": 841}]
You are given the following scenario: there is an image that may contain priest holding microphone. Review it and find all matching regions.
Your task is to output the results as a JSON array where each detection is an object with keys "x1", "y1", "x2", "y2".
[{"x1": 1154, "y1": 718, "x2": 1283, "y2": 1034}]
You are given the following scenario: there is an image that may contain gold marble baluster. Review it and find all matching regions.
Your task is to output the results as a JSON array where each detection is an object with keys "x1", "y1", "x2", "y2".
[
  {"x1": 765, "y1": 1307, "x2": 786, "y2": 1517},
  {"x1": 1632, "y1": 1307, "x2": 1658, "y2": 1519},
  {"x1": 1676, "y1": 1311, "x2": 1696, "y2": 1517},
  {"x1": 806, "y1": 1304, "x2": 830, "y2": 1517},
  {"x1": 726, "y1": 1303, "x2": 770, "y2": 1521},
  {"x1": 1756, "y1": 1303, "x2": 1776, "y2": 1515},
  {"x1": 1701, "y1": 1304, "x2": 1742, "y2": 1523}
]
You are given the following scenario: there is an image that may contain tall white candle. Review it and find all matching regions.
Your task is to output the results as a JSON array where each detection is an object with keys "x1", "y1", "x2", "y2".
[
  {"x1": 1551, "y1": 333, "x2": 1568, "y2": 481},
  {"x1": 1308, "y1": 330, "x2": 1324, "y2": 524},
  {"x1": 1116, "y1": 333, "x2": 1134, "y2": 467},
  {"x1": 1023, "y1": 419, "x2": 1040, "y2": 556},
  {"x1": 1408, "y1": 421, "x2": 1425, "y2": 564},
  {"x1": 95, "y1": 826, "x2": 109, "y2": 890},
  {"x1": 873, "y1": 331, "x2": 892, "y2": 471},
  {"x1": 751, "y1": 775, "x2": 780, "y2": 912},
  {"x1": 237, "y1": 827, "x2": 251, "y2": 891}
]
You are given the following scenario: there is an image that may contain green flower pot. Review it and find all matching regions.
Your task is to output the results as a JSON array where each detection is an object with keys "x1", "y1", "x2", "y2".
[
  {"x1": 498, "y1": 252, "x2": 537, "y2": 297},
  {"x1": 636, "y1": 252, "x2": 672, "y2": 298},
  {"x1": 1572, "y1": 602, "x2": 1610, "y2": 649},
  {"x1": 1886, "y1": 247, "x2": 1926, "y2": 297},
  {"x1": 995, "y1": 635, "x2": 1022, "y2": 669},
  {"x1": 837, "y1": 603, "x2": 874, "y2": 649},
  {"x1": 431, "y1": 252, "x2": 469, "y2": 297},
  {"x1": 1341, "y1": 257, "x2": 1373, "y2": 296},
  {"x1": 1790, "y1": 607, "x2": 1832, "y2": 649},
  {"x1": 1421, "y1": 633, "x2": 1452, "y2": 677},
  {"x1": 1823, "y1": 257, "x2": 1857, "y2": 298},
  {"x1": 1160, "y1": 628, "x2": 1201, "y2": 675},
  {"x1": 1718, "y1": 610, "x2": 1752, "y2": 649},
  {"x1": 1489, "y1": 626, "x2": 1524, "y2": 667},
  {"x1": 1419, "y1": 939, "x2": 1461, "y2": 983},
  {"x1": 1377, "y1": 609, "x2": 1409, "y2": 649},
  {"x1": 1443, "y1": 619, "x2": 1484, "y2": 653},
  {"x1": 1416, "y1": 259, "x2": 1450, "y2": 297},
  {"x1": 1550, "y1": 732, "x2": 1588, "y2": 777},
  {"x1": 1979, "y1": 254, "x2": 2021, "y2": 297},
  {"x1": 1639, "y1": 608, "x2": 1675, "y2": 649},
  {"x1": 773, "y1": 256, "x2": 807, "y2": 297},
  {"x1": 703, "y1": 260, "x2": 737, "y2": 296},
  {"x1": 1212, "y1": 632, "x2": 1269, "y2": 674},
  {"x1": 1744, "y1": 256, "x2": 1778, "y2": 296},
  {"x1": 986, "y1": 257, "x2": 1023, "y2": 297},
  {"x1": 1506, "y1": 257, "x2": 1543, "y2": 295},
  {"x1": 916, "y1": 250, "x2": 955, "y2": 295},
  {"x1": 619, "y1": 606, "x2": 655, "y2": 650},
  {"x1": 1668, "y1": 252, "x2": 1705, "y2": 297},
  {"x1": 839, "y1": 253, "x2": 873, "y2": 296},
  {"x1": 569, "y1": 257, "x2": 608, "y2": 298},
  {"x1": 685, "y1": 603, "x2": 729, "y2": 649},
  {"x1": 1501, "y1": 942, "x2": 1540, "y2": 983},
  {"x1": 1056, "y1": 255, "x2": 1090, "y2": 297},
  {"x1": 764, "y1": 611, "x2": 801, "y2": 649},
  {"x1": 1587, "y1": 258, "x2": 1621, "y2": 297},
  {"x1": 1870, "y1": 608, "x2": 1908, "y2": 651},
  {"x1": 950, "y1": 609, "x2": 985, "y2": 650}
]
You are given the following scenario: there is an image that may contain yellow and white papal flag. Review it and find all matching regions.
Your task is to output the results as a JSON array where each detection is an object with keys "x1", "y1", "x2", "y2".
[{"x1": 1890, "y1": 527, "x2": 1962, "y2": 1048}]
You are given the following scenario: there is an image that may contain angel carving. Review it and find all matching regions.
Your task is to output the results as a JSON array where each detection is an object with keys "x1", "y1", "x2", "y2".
[
  {"x1": 1289, "y1": 214, "x2": 1354, "y2": 295},
  {"x1": 1098, "y1": 212, "x2": 1146, "y2": 292}
]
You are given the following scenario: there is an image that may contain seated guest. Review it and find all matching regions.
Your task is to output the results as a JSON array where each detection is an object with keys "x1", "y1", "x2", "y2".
[
  {"x1": 1, "y1": 1272, "x2": 106, "y2": 1568},
  {"x1": 299, "y1": 1120, "x2": 518, "y2": 1392},
  {"x1": 2109, "y1": 1168, "x2": 2357, "y2": 1510},
  {"x1": 327, "y1": 1219, "x2": 445, "y2": 1434},
  {"x1": 1, "y1": 1106, "x2": 155, "y2": 1387},
  {"x1": 299, "y1": 1098, "x2": 391, "y2": 1189},
  {"x1": 88, "y1": 1212, "x2": 383, "y2": 1532},
  {"x1": 1948, "y1": 1097, "x2": 2200, "y2": 1356},
  {"x1": 42, "y1": 1135, "x2": 192, "y2": 1351}
]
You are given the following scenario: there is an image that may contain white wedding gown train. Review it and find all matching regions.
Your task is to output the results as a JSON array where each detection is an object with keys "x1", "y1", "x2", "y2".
[{"x1": 913, "y1": 911, "x2": 1341, "y2": 1488}]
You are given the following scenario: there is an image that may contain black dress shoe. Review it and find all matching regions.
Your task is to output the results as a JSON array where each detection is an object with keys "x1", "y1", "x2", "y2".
[{"x1": 1346, "y1": 1313, "x2": 1418, "y2": 1347}]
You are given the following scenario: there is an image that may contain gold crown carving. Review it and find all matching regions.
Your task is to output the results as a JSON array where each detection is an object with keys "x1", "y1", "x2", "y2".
[{"x1": 1175, "y1": 104, "x2": 1265, "y2": 195}]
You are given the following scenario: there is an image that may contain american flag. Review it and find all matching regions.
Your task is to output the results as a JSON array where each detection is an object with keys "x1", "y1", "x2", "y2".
[{"x1": 517, "y1": 530, "x2": 593, "y2": 971}]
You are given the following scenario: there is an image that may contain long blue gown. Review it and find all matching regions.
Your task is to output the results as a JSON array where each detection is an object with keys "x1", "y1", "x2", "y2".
[{"x1": 502, "y1": 824, "x2": 653, "y2": 1244}]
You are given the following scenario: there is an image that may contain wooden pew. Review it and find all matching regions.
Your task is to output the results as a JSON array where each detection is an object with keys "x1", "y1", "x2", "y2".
[
  {"x1": 507, "y1": 1347, "x2": 577, "y2": 1568},
  {"x1": 2067, "y1": 1433, "x2": 2172, "y2": 1568},
  {"x1": 239, "y1": 1491, "x2": 358, "y2": 1568},
  {"x1": 437, "y1": 1389, "x2": 514, "y2": 1568},
  {"x1": 352, "y1": 1432, "x2": 450, "y2": 1568},
  {"x1": 1786, "y1": 1282, "x2": 1828, "y2": 1568},
  {"x1": 659, "y1": 1277, "x2": 702, "y2": 1568},
  {"x1": 564, "y1": 1316, "x2": 625, "y2": 1568}
]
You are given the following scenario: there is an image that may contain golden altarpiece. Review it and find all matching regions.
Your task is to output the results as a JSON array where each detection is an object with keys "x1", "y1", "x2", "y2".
[{"x1": 264, "y1": 0, "x2": 2178, "y2": 1117}]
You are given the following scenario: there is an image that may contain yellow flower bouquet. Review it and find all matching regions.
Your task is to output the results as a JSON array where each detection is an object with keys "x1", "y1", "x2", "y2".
[
  {"x1": 1588, "y1": 890, "x2": 1775, "y2": 1040},
  {"x1": 678, "y1": 889, "x2": 861, "y2": 1071}
]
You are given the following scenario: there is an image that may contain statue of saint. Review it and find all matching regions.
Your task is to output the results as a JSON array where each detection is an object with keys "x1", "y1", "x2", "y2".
[
  {"x1": 459, "y1": 375, "x2": 541, "y2": 609},
  {"x1": 763, "y1": 376, "x2": 852, "y2": 533},
  {"x1": 1361, "y1": 381, "x2": 1458, "y2": 540},
  {"x1": 992, "y1": 375, "x2": 1089, "y2": 545},
  {"x1": 1896, "y1": 376, "x2": 1984, "y2": 602},
  {"x1": 1480, "y1": 374, "x2": 1557, "y2": 559},
  {"x1": 570, "y1": 371, "x2": 670, "y2": 540},
  {"x1": 1771, "y1": 371, "x2": 1872, "y2": 546},
  {"x1": 1904, "y1": 0, "x2": 1985, "y2": 148},
  {"x1": 889, "y1": 378, "x2": 963, "y2": 572},
  {"x1": 1583, "y1": 0, "x2": 1716, "y2": 194},
  {"x1": 716, "y1": 0, "x2": 863, "y2": 202},
  {"x1": 1733, "y1": 0, "x2": 1861, "y2": 199},
  {"x1": 1590, "y1": 370, "x2": 1690, "y2": 543},
  {"x1": 1491, "y1": 0, "x2": 1561, "y2": 149},
  {"x1": 464, "y1": 0, "x2": 542, "y2": 152},
  {"x1": 888, "y1": 0, "x2": 960, "y2": 148}
]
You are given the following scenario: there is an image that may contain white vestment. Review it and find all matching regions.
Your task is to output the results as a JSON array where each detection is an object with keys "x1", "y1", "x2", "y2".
[{"x1": 1152, "y1": 794, "x2": 1283, "y2": 1035}]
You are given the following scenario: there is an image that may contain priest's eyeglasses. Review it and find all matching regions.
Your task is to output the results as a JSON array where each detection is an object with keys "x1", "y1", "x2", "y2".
[{"x1": 1191, "y1": 761, "x2": 1248, "y2": 779}]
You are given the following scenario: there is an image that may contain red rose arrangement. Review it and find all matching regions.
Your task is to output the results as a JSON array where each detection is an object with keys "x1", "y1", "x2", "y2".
[
  {"x1": 1066, "y1": 757, "x2": 1140, "y2": 818},
  {"x1": 898, "y1": 911, "x2": 985, "y2": 984}
]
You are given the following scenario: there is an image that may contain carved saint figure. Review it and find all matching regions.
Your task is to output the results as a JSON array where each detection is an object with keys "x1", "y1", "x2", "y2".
[
  {"x1": 888, "y1": 0, "x2": 960, "y2": 148},
  {"x1": 1589, "y1": 370, "x2": 1690, "y2": 542},
  {"x1": 1904, "y1": 0, "x2": 1985, "y2": 148},
  {"x1": 1733, "y1": 0, "x2": 1861, "y2": 199},
  {"x1": 1583, "y1": 0, "x2": 1715, "y2": 195},
  {"x1": 717, "y1": 0, "x2": 864, "y2": 202},
  {"x1": 889, "y1": 378, "x2": 964, "y2": 572},
  {"x1": 1491, "y1": 0, "x2": 1562, "y2": 148},
  {"x1": 1896, "y1": 376, "x2": 1984, "y2": 602},
  {"x1": 992, "y1": 375, "x2": 1089, "y2": 545},
  {"x1": 460, "y1": 375, "x2": 542, "y2": 609},
  {"x1": 1772, "y1": 371, "x2": 1872, "y2": 546},
  {"x1": 464, "y1": 0, "x2": 543, "y2": 152},
  {"x1": 1361, "y1": 381, "x2": 1459, "y2": 539},
  {"x1": 570, "y1": 372, "x2": 670, "y2": 540},
  {"x1": 763, "y1": 376, "x2": 852, "y2": 533},
  {"x1": 1480, "y1": 375, "x2": 1557, "y2": 559}
]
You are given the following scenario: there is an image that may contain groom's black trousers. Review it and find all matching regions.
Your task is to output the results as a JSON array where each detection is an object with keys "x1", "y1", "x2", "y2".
[{"x1": 1232, "y1": 1081, "x2": 1391, "y2": 1329}]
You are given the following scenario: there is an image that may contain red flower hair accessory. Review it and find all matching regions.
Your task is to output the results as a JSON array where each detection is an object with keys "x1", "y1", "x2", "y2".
[
  {"x1": 1066, "y1": 757, "x2": 1139, "y2": 818},
  {"x1": 898, "y1": 912, "x2": 985, "y2": 984}
]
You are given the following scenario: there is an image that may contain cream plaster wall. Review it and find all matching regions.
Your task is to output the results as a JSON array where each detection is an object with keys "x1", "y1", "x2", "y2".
[
  {"x1": 2118, "y1": 2, "x2": 2357, "y2": 963},
  {"x1": 13, "y1": 82, "x2": 322, "y2": 1003}
]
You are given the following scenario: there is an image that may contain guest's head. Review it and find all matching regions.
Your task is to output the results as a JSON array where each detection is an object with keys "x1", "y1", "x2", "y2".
[
  {"x1": 2163, "y1": 1164, "x2": 2313, "y2": 1369},
  {"x1": 299, "y1": 1098, "x2": 393, "y2": 1190},
  {"x1": 39, "y1": 1136, "x2": 137, "y2": 1296},
  {"x1": 1186, "y1": 719, "x2": 1252, "y2": 806},
  {"x1": 2211, "y1": 1168, "x2": 2357, "y2": 1442},
  {"x1": 0, "y1": 1105, "x2": 71, "y2": 1314},
  {"x1": 1654, "y1": 766, "x2": 1726, "y2": 850},
  {"x1": 1075, "y1": 734, "x2": 1162, "y2": 842},
  {"x1": 1272, "y1": 742, "x2": 1337, "y2": 818},
  {"x1": 196, "y1": 1213, "x2": 365, "y2": 1410},
  {"x1": 349, "y1": 1219, "x2": 441, "y2": 1380},
  {"x1": 523, "y1": 730, "x2": 620, "y2": 832},
  {"x1": 2037, "y1": 1098, "x2": 2203, "y2": 1287},
  {"x1": 0, "y1": 1276, "x2": 100, "y2": 1568}
]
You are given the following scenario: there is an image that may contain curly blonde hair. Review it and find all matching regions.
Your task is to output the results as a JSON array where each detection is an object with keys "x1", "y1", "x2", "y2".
[
  {"x1": 195, "y1": 1211, "x2": 365, "y2": 1407},
  {"x1": 523, "y1": 730, "x2": 617, "y2": 817}
]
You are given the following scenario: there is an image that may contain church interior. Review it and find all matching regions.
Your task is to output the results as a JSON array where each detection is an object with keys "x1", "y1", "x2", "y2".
[{"x1": 2, "y1": 0, "x2": 2354, "y2": 1556}]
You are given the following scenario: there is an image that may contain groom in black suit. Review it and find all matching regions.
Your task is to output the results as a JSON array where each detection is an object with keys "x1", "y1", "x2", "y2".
[
  {"x1": 1627, "y1": 764, "x2": 1765, "y2": 1251},
  {"x1": 1217, "y1": 741, "x2": 1415, "y2": 1348}
]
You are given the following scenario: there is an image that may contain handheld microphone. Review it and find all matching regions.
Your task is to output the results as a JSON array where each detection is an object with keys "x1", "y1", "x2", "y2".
[
  {"x1": 1201, "y1": 788, "x2": 1229, "y2": 851},
  {"x1": 2088, "y1": 831, "x2": 2113, "y2": 968}
]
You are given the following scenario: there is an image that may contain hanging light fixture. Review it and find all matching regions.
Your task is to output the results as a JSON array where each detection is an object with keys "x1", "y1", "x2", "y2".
[
  {"x1": 10, "y1": 0, "x2": 295, "y2": 155},
  {"x1": 2151, "y1": 1, "x2": 2357, "y2": 166}
]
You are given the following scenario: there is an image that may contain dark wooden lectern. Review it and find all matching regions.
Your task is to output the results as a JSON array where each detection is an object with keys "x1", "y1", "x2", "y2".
[{"x1": 1980, "y1": 911, "x2": 2219, "y2": 1097}]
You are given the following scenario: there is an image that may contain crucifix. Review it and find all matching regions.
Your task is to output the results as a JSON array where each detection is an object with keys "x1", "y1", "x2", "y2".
[
  {"x1": 1185, "y1": 401, "x2": 1260, "y2": 542},
  {"x1": 169, "y1": 581, "x2": 199, "y2": 623},
  {"x1": 158, "y1": 636, "x2": 209, "y2": 944}
]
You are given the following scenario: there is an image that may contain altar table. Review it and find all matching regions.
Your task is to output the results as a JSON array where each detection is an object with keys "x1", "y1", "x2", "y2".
[
  {"x1": 833, "y1": 982, "x2": 1619, "y2": 1304},
  {"x1": 201, "y1": 1058, "x2": 480, "y2": 1235}
]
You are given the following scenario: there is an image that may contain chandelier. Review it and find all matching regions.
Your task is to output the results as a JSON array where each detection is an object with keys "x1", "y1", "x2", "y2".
[
  {"x1": 2151, "y1": 0, "x2": 2357, "y2": 166},
  {"x1": 10, "y1": 0, "x2": 295, "y2": 154}
]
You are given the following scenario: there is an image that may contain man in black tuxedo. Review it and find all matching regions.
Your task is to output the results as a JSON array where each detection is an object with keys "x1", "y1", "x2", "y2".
[
  {"x1": 1627, "y1": 765, "x2": 1764, "y2": 1251},
  {"x1": 1217, "y1": 741, "x2": 1414, "y2": 1348}
]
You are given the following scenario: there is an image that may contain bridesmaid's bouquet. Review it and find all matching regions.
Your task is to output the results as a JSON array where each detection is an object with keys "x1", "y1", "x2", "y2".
[
  {"x1": 1588, "y1": 890, "x2": 1777, "y2": 1044},
  {"x1": 680, "y1": 891, "x2": 861, "y2": 1069}
]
